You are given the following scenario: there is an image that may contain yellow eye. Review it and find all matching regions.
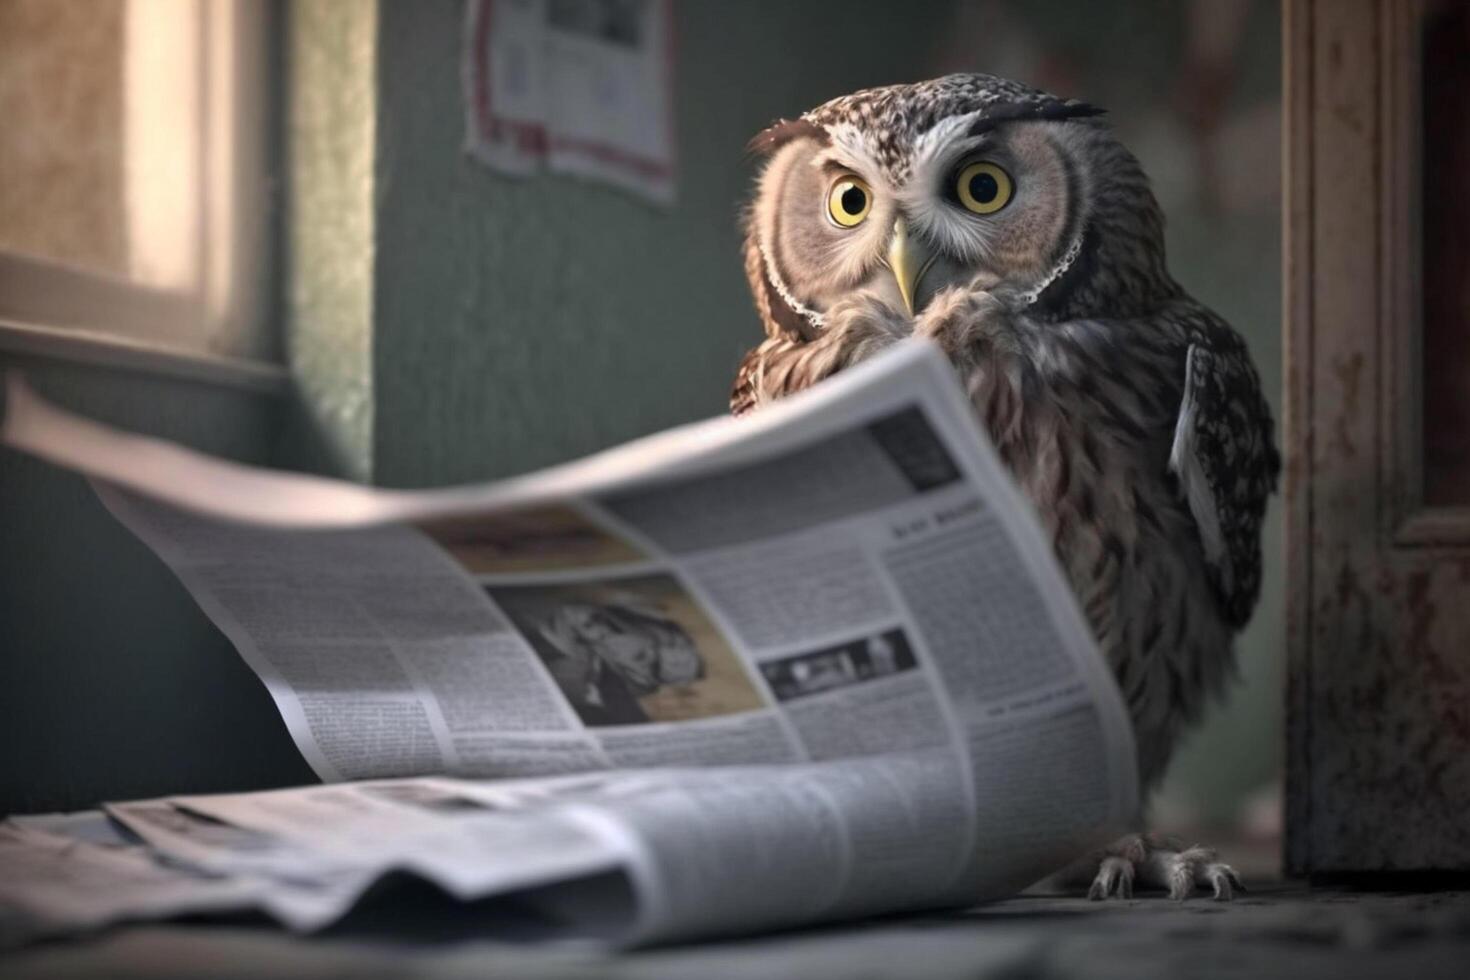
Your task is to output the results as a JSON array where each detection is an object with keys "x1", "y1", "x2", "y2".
[
  {"x1": 955, "y1": 161, "x2": 1013, "y2": 214},
  {"x1": 826, "y1": 175, "x2": 872, "y2": 227}
]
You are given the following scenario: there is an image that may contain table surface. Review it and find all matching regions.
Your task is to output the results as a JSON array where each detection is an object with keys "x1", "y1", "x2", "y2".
[{"x1": 7, "y1": 881, "x2": 1470, "y2": 980}]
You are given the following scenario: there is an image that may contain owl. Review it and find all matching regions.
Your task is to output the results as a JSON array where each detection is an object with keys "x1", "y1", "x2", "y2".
[{"x1": 732, "y1": 74, "x2": 1279, "y2": 900}]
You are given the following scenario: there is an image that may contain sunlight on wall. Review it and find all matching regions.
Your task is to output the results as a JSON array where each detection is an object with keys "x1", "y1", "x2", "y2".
[
  {"x1": 284, "y1": 0, "x2": 378, "y2": 482},
  {"x1": 123, "y1": 0, "x2": 201, "y2": 292}
]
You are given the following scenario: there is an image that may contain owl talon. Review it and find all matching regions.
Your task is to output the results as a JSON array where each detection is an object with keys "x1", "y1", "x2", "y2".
[
  {"x1": 1087, "y1": 856, "x2": 1134, "y2": 900},
  {"x1": 1164, "y1": 854, "x2": 1195, "y2": 901},
  {"x1": 1166, "y1": 846, "x2": 1241, "y2": 901},
  {"x1": 1072, "y1": 834, "x2": 1243, "y2": 902},
  {"x1": 1206, "y1": 862, "x2": 1244, "y2": 901}
]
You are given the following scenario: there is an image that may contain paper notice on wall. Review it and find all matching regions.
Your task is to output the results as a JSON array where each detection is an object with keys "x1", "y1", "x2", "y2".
[{"x1": 463, "y1": 0, "x2": 677, "y2": 204}]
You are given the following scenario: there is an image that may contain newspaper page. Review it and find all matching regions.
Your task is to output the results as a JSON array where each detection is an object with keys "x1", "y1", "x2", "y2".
[
  {"x1": 92, "y1": 752, "x2": 984, "y2": 945},
  {"x1": 0, "y1": 815, "x2": 346, "y2": 947},
  {"x1": 1, "y1": 340, "x2": 1137, "y2": 943}
]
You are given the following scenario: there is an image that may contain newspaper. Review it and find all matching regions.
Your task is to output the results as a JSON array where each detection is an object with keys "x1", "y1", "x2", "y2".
[{"x1": 0, "y1": 340, "x2": 1137, "y2": 946}]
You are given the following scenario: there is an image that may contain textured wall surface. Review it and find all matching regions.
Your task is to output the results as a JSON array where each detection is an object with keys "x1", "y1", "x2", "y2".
[
  {"x1": 0, "y1": 0, "x2": 127, "y2": 276},
  {"x1": 283, "y1": 0, "x2": 377, "y2": 482}
]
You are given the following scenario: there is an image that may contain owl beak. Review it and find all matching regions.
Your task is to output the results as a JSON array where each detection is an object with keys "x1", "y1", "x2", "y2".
[{"x1": 885, "y1": 218, "x2": 936, "y2": 317}]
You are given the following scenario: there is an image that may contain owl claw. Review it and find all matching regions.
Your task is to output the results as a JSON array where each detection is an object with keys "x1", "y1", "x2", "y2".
[
  {"x1": 1087, "y1": 856, "x2": 1135, "y2": 900},
  {"x1": 1075, "y1": 834, "x2": 1243, "y2": 902},
  {"x1": 1206, "y1": 862, "x2": 1245, "y2": 901},
  {"x1": 1162, "y1": 846, "x2": 1242, "y2": 902}
]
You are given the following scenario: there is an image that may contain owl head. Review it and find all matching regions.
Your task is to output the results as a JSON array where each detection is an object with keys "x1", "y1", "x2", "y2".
[{"x1": 743, "y1": 74, "x2": 1178, "y2": 341}]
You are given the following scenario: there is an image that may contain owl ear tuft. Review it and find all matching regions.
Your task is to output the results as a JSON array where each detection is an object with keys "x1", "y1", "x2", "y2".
[{"x1": 747, "y1": 118, "x2": 828, "y2": 156}]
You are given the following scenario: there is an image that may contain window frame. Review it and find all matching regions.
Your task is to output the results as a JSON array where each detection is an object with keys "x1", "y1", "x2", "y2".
[{"x1": 0, "y1": 0, "x2": 285, "y2": 395}]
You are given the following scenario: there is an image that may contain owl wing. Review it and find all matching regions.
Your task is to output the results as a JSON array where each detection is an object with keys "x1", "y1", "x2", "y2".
[
  {"x1": 1168, "y1": 332, "x2": 1280, "y2": 628},
  {"x1": 729, "y1": 334, "x2": 821, "y2": 416},
  {"x1": 729, "y1": 342, "x2": 767, "y2": 416}
]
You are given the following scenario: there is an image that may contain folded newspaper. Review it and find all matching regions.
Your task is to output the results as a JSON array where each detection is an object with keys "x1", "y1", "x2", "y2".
[{"x1": 0, "y1": 340, "x2": 1137, "y2": 947}]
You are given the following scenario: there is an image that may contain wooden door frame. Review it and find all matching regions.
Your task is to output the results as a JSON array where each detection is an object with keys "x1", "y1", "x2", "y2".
[{"x1": 1285, "y1": 0, "x2": 1470, "y2": 875}]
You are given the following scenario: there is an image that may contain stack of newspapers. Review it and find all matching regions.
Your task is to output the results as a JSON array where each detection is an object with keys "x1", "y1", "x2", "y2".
[{"x1": 0, "y1": 342, "x2": 1137, "y2": 947}]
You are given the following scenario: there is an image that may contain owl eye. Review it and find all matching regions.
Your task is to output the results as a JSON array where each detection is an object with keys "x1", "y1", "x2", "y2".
[
  {"x1": 826, "y1": 175, "x2": 872, "y2": 227},
  {"x1": 955, "y1": 161, "x2": 1013, "y2": 214}
]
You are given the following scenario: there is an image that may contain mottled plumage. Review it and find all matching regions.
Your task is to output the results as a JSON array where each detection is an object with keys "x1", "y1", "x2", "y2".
[{"x1": 732, "y1": 74, "x2": 1279, "y2": 900}]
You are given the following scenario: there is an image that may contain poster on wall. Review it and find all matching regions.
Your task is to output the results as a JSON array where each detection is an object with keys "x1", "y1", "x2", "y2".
[{"x1": 463, "y1": 0, "x2": 677, "y2": 205}]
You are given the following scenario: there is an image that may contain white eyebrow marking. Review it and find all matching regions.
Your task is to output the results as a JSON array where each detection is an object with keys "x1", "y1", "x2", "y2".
[
  {"x1": 910, "y1": 110, "x2": 988, "y2": 169},
  {"x1": 813, "y1": 122, "x2": 892, "y2": 189}
]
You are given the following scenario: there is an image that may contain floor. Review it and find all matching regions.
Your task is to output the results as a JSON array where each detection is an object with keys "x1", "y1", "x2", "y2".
[{"x1": 6, "y1": 882, "x2": 1470, "y2": 980}]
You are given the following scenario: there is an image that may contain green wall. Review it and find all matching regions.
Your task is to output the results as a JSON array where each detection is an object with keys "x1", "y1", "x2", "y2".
[{"x1": 370, "y1": 1, "x2": 961, "y2": 487}]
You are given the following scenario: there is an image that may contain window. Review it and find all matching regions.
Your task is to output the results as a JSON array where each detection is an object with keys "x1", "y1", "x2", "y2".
[{"x1": 0, "y1": 0, "x2": 275, "y2": 367}]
